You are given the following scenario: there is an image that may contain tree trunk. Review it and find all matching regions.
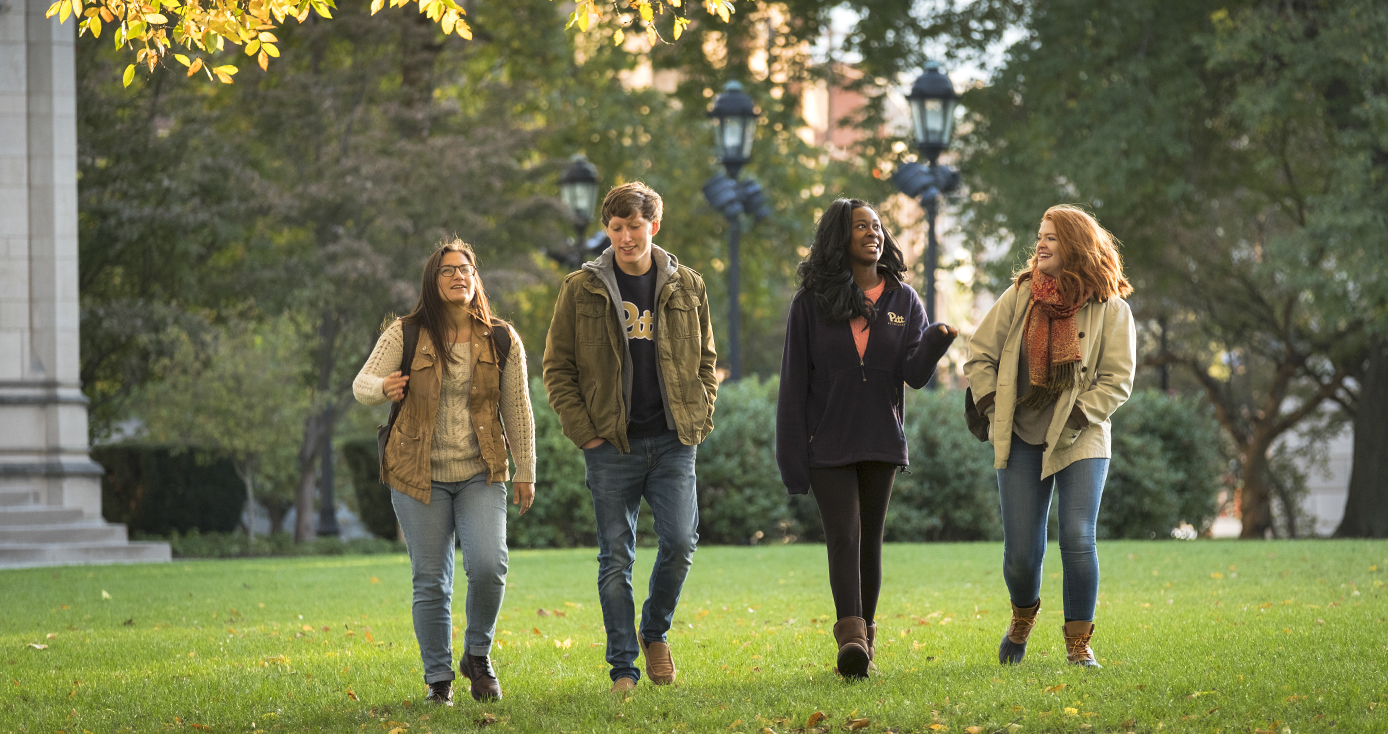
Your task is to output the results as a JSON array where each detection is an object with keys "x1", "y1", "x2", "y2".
[
  {"x1": 1239, "y1": 444, "x2": 1275, "y2": 539},
  {"x1": 1336, "y1": 335, "x2": 1388, "y2": 538},
  {"x1": 266, "y1": 497, "x2": 289, "y2": 536},
  {"x1": 232, "y1": 456, "x2": 258, "y2": 540}
]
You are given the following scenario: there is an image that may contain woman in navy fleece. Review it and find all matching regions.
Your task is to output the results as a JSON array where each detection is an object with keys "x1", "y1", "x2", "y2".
[{"x1": 776, "y1": 198, "x2": 957, "y2": 679}]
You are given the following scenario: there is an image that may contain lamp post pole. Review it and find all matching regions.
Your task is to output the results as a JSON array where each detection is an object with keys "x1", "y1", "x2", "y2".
[
  {"x1": 892, "y1": 61, "x2": 960, "y2": 390},
  {"x1": 706, "y1": 81, "x2": 759, "y2": 382}
]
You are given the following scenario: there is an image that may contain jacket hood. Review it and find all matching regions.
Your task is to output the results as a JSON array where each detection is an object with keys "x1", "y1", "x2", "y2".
[{"x1": 584, "y1": 244, "x2": 680, "y2": 279}]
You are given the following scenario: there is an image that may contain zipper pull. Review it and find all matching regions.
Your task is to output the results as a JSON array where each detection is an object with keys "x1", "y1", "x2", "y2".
[{"x1": 860, "y1": 356, "x2": 867, "y2": 382}]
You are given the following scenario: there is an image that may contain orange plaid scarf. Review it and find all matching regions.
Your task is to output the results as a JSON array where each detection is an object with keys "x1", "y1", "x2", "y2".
[{"x1": 1020, "y1": 272, "x2": 1089, "y2": 410}]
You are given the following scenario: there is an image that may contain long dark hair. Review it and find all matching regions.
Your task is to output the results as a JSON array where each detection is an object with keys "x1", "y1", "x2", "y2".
[
  {"x1": 795, "y1": 198, "x2": 909, "y2": 325},
  {"x1": 399, "y1": 239, "x2": 501, "y2": 376}
]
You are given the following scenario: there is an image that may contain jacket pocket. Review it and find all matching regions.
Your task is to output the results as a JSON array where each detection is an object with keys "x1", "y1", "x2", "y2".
[
  {"x1": 576, "y1": 299, "x2": 609, "y2": 346},
  {"x1": 1055, "y1": 424, "x2": 1083, "y2": 450},
  {"x1": 664, "y1": 292, "x2": 701, "y2": 339}
]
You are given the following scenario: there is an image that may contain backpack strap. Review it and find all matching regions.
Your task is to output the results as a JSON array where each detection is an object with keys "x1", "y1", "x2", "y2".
[
  {"x1": 385, "y1": 321, "x2": 421, "y2": 437},
  {"x1": 489, "y1": 321, "x2": 512, "y2": 373}
]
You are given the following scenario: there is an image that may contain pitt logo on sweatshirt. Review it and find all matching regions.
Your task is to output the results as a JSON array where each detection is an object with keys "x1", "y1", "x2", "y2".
[{"x1": 887, "y1": 312, "x2": 905, "y2": 325}]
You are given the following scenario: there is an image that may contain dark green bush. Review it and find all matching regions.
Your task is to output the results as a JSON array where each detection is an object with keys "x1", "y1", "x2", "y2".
[
  {"x1": 141, "y1": 529, "x2": 405, "y2": 558},
  {"x1": 887, "y1": 388, "x2": 1004, "y2": 542},
  {"x1": 95, "y1": 445, "x2": 245, "y2": 535},
  {"x1": 1101, "y1": 389, "x2": 1225, "y2": 539},
  {"x1": 693, "y1": 376, "x2": 800, "y2": 544},
  {"x1": 342, "y1": 438, "x2": 398, "y2": 540},
  {"x1": 510, "y1": 377, "x2": 603, "y2": 548}
]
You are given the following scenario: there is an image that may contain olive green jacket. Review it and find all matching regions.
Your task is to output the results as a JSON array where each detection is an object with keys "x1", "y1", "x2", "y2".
[
  {"x1": 542, "y1": 246, "x2": 718, "y2": 453},
  {"x1": 963, "y1": 281, "x2": 1136, "y2": 479}
]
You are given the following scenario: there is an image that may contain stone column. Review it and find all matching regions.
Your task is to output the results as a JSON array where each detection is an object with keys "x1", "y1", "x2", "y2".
[{"x1": 0, "y1": 0, "x2": 169, "y2": 567}]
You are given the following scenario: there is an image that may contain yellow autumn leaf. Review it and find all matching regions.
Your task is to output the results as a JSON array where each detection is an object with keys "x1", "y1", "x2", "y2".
[
  {"x1": 455, "y1": 19, "x2": 472, "y2": 39},
  {"x1": 638, "y1": 1, "x2": 653, "y2": 22},
  {"x1": 930, "y1": 725, "x2": 947, "y2": 731},
  {"x1": 258, "y1": 31, "x2": 277, "y2": 42},
  {"x1": 370, "y1": 576, "x2": 381, "y2": 584},
  {"x1": 805, "y1": 712, "x2": 825, "y2": 727},
  {"x1": 122, "y1": 64, "x2": 136, "y2": 86},
  {"x1": 258, "y1": 50, "x2": 269, "y2": 70},
  {"x1": 966, "y1": 728, "x2": 983, "y2": 734},
  {"x1": 262, "y1": 43, "x2": 279, "y2": 57},
  {"x1": 45, "y1": 1, "x2": 62, "y2": 18},
  {"x1": 245, "y1": 39, "x2": 260, "y2": 55},
  {"x1": 370, "y1": 0, "x2": 384, "y2": 13},
  {"x1": 613, "y1": 28, "x2": 624, "y2": 46},
  {"x1": 58, "y1": 0, "x2": 72, "y2": 23},
  {"x1": 174, "y1": 53, "x2": 191, "y2": 66},
  {"x1": 576, "y1": 10, "x2": 591, "y2": 32},
  {"x1": 645, "y1": 23, "x2": 657, "y2": 46},
  {"x1": 673, "y1": 16, "x2": 686, "y2": 40},
  {"x1": 441, "y1": 9, "x2": 456, "y2": 34},
  {"x1": 1064, "y1": 707, "x2": 1079, "y2": 715},
  {"x1": 849, "y1": 719, "x2": 871, "y2": 731},
  {"x1": 186, "y1": 57, "x2": 203, "y2": 76}
]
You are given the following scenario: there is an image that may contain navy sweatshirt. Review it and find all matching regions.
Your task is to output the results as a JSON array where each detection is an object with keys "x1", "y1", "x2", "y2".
[{"x1": 775, "y1": 274, "x2": 956, "y2": 495}]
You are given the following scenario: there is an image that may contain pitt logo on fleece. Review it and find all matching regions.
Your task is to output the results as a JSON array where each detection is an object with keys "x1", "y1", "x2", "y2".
[
  {"x1": 887, "y1": 312, "x2": 905, "y2": 325},
  {"x1": 622, "y1": 302, "x2": 654, "y2": 341}
]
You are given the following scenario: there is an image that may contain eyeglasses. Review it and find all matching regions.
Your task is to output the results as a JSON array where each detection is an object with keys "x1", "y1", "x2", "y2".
[{"x1": 438, "y1": 264, "x2": 477, "y2": 278}]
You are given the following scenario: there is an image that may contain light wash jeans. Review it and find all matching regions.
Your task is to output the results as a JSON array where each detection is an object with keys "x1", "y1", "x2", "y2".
[
  {"x1": 391, "y1": 474, "x2": 509, "y2": 684},
  {"x1": 583, "y1": 431, "x2": 699, "y2": 682},
  {"x1": 997, "y1": 437, "x2": 1109, "y2": 622}
]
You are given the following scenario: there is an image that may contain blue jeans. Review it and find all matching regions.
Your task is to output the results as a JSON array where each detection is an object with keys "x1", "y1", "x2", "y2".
[
  {"x1": 391, "y1": 474, "x2": 509, "y2": 684},
  {"x1": 997, "y1": 437, "x2": 1109, "y2": 622},
  {"x1": 583, "y1": 431, "x2": 699, "y2": 682}
]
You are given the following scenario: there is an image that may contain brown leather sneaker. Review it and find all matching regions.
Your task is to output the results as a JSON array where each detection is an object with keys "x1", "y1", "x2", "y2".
[
  {"x1": 459, "y1": 652, "x2": 503, "y2": 700},
  {"x1": 424, "y1": 680, "x2": 453, "y2": 706},
  {"x1": 609, "y1": 676, "x2": 637, "y2": 693},
  {"x1": 998, "y1": 599, "x2": 1041, "y2": 664},
  {"x1": 832, "y1": 616, "x2": 870, "y2": 680},
  {"x1": 638, "y1": 637, "x2": 678, "y2": 685},
  {"x1": 1063, "y1": 621, "x2": 1102, "y2": 668}
]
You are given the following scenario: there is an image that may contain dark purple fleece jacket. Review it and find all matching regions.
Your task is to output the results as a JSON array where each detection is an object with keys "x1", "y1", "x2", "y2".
[{"x1": 775, "y1": 275, "x2": 956, "y2": 495}]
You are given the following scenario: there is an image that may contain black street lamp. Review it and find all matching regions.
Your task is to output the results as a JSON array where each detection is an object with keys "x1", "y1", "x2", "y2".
[
  {"x1": 703, "y1": 81, "x2": 770, "y2": 382},
  {"x1": 892, "y1": 61, "x2": 961, "y2": 389},
  {"x1": 555, "y1": 154, "x2": 601, "y2": 270}
]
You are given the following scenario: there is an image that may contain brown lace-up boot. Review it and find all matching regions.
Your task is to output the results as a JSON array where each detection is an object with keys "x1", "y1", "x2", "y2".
[
  {"x1": 1062, "y1": 620, "x2": 1102, "y2": 668},
  {"x1": 833, "y1": 617, "x2": 870, "y2": 680},
  {"x1": 998, "y1": 599, "x2": 1041, "y2": 664},
  {"x1": 459, "y1": 652, "x2": 503, "y2": 700}
]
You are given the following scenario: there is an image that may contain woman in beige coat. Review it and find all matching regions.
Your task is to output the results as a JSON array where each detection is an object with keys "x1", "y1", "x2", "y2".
[{"x1": 964, "y1": 205, "x2": 1135, "y2": 667}]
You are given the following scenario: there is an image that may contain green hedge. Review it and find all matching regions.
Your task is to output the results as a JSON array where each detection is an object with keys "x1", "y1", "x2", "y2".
[
  {"x1": 341, "y1": 380, "x2": 1224, "y2": 548},
  {"x1": 94, "y1": 445, "x2": 245, "y2": 535}
]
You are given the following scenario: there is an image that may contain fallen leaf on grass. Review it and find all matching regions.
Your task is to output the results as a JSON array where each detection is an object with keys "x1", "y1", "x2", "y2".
[
  {"x1": 761, "y1": 729, "x2": 776, "y2": 734},
  {"x1": 370, "y1": 576, "x2": 381, "y2": 584},
  {"x1": 191, "y1": 725, "x2": 211, "y2": 731},
  {"x1": 346, "y1": 689, "x2": 359, "y2": 700},
  {"x1": 29, "y1": 644, "x2": 46, "y2": 650},
  {"x1": 532, "y1": 627, "x2": 542, "y2": 635},
  {"x1": 1043, "y1": 684, "x2": 1067, "y2": 694},
  {"x1": 728, "y1": 719, "x2": 742, "y2": 729},
  {"x1": 388, "y1": 728, "x2": 406, "y2": 734},
  {"x1": 537, "y1": 608, "x2": 550, "y2": 616},
  {"x1": 806, "y1": 711, "x2": 826, "y2": 727},
  {"x1": 965, "y1": 727, "x2": 983, "y2": 734},
  {"x1": 101, "y1": 590, "x2": 111, "y2": 600},
  {"x1": 849, "y1": 718, "x2": 871, "y2": 730},
  {"x1": 929, "y1": 724, "x2": 947, "y2": 731},
  {"x1": 123, "y1": 618, "x2": 134, "y2": 626},
  {"x1": 476, "y1": 713, "x2": 497, "y2": 726}
]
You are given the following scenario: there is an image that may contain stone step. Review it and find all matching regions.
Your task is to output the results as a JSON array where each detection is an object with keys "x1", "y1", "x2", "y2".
[
  {"x1": 0, "y1": 505, "x2": 86, "y2": 525},
  {"x1": 0, "y1": 521, "x2": 128, "y2": 544},
  {"x1": 0, "y1": 490, "x2": 40, "y2": 507},
  {"x1": 0, "y1": 541, "x2": 172, "y2": 569}
]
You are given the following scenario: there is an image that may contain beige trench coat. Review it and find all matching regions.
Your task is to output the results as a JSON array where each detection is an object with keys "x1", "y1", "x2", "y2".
[{"x1": 963, "y1": 281, "x2": 1136, "y2": 479}]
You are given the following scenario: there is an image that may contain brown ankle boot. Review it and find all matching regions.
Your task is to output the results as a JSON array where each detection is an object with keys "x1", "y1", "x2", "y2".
[
  {"x1": 866, "y1": 622, "x2": 877, "y2": 661},
  {"x1": 998, "y1": 600, "x2": 1040, "y2": 664},
  {"x1": 832, "y1": 617, "x2": 870, "y2": 680},
  {"x1": 1062, "y1": 621, "x2": 1102, "y2": 668}
]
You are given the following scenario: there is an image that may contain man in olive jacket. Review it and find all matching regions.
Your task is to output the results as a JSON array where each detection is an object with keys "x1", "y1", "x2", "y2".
[{"x1": 542, "y1": 182, "x2": 717, "y2": 692}]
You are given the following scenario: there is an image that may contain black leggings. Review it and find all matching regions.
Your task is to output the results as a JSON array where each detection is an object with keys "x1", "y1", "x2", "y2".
[{"x1": 809, "y1": 461, "x2": 897, "y2": 624}]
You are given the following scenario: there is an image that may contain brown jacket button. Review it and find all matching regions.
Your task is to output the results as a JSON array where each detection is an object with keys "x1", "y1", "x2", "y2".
[
  {"x1": 1078, "y1": 332, "x2": 1085, "y2": 338},
  {"x1": 1082, "y1": 366, "x2": 1088, "y2": 373}
]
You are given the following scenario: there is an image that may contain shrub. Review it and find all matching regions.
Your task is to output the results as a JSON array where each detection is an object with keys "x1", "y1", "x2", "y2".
[
  {"x1": 342, "y1": 438, "x2": 398, "y2": 540},
  {"x1": 1101, "y1": 389, "x2": 1224, "y2": 539},
  {"x1": 693, "y1": 376, "x2": 800, "y2": 544},
  {"x1": 95, "y1": 445, "x2": 245, "y2": 535},
  {"x1": 142, "y1": 529, "x2": 405, "y2": 558},
  {"x1": 887, "y1": 388, "x2": 1004, "y2": 542},
  {"x1": 511, "y1": 377, "x2": 603, "y2": 548}
]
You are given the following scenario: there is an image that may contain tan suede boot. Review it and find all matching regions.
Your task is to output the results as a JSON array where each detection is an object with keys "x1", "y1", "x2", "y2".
[
  {"x1": 1063, "y1": 620, "x2": 1102, "y2": 668},
  {"x1": 833, "y1": 617, "x2": 870, "y2": 680},
  {"x1": 998, "y1": 599, "x2": 1041, "y2": 664}
]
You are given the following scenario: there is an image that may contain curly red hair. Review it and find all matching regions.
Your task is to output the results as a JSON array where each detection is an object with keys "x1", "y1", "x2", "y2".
[{"x1": 1014, "y1": 204, "x2": 1132, "y2": 301}]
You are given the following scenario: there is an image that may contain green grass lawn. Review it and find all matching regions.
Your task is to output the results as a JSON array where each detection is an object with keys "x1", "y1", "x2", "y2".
[{"x1": 2, "y1": 540, "x2": 1385, "y2": 733}]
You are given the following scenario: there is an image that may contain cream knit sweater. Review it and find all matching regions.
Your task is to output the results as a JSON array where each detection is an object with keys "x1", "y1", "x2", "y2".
[{"x1": 353, "y1": 320, "x2": 536, "y2": 484}]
